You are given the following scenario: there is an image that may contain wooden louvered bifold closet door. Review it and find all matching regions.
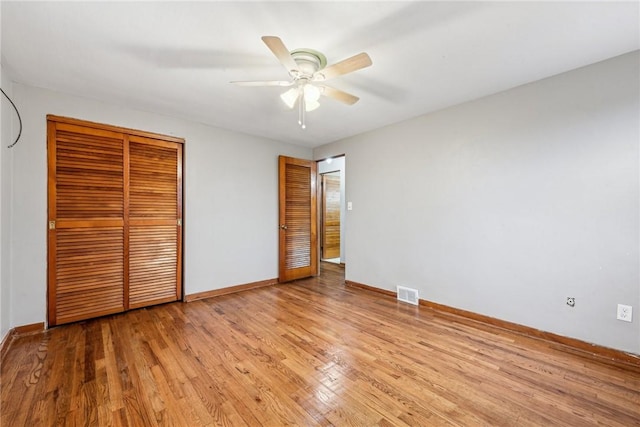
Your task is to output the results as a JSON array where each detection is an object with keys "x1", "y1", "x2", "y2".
[
  {"x1": 128, "y1": 136, "x2": 182, "y2": 309},
  {"x1": 48, "y1": 123, "x2": 126, "y2": 325},
  {"x1": 48, "y1": 116, "x2": 183, "y2": 326}
]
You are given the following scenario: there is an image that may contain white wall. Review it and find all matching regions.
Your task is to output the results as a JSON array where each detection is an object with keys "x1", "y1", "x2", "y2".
[
  {"x1": 0, "y1": 63, "x2": 14, "y2": 341},
  {"x1": 6, "y1": 83, "x2": 311, "y2": 328},
  {"x1": 314, "y1": 51, "x2": 640, "y2": 354},
  {"x1": 318, "y1": 156, "x2": 346, "y2": 263}
]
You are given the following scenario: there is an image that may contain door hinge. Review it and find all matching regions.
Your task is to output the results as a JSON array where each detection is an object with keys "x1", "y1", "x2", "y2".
[
  {"x1": 49, "y1": 220, "x2": 56, "y2": 230},
  {"x1": 177, "y1": 219, "x2": 182, "y2": 226}
]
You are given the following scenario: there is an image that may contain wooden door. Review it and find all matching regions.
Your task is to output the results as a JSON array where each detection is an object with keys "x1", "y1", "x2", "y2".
[
  {"x1": 321, "y1": 173, "x2": 341, "y2": 259},
  {"x1": 48, "y1": 116, "x2": 183, "y2": 326},
  {"x1": 128, "y1": 135, "x2": 182, "y2": 309},
  {"x1": 47, "y1": 122, "x2": 126, "y2": 325},
  {"x1": 278, "y1": 156, "x2": 317, "y2": 282}
]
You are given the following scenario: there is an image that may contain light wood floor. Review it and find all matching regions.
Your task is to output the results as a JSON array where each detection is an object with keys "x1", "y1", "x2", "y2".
[{"x1": 2, "y1": 263, "x2": 639, "y2": 426}]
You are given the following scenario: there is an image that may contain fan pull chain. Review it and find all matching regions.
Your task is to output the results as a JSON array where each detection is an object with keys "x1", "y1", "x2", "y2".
[
  {"x1": 297, "y1": 90, "x2": 307, "y2": 129},
  {"x1": 301, "y1": 94, "x2": 306, "y2": 129},
  {"x1": 298, "y1": 93, "x2": 303, "y2": 127}
]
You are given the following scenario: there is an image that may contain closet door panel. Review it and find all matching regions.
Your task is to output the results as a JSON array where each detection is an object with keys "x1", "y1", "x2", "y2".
[
  {"x1": 128, "y1": 136, "x2": 182, "y2": 308},
  {"x1": 48, "y1": 121, "x2": 125, "y2": 326}
]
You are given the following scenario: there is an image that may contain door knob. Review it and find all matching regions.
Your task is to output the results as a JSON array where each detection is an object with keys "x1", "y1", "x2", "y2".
[{"x1": 280, "y1": 224, "x2": 288, "y2": 230}]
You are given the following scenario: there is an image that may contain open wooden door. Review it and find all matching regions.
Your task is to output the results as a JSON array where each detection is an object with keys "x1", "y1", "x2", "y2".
[
  {"x1": 321, "y1": 173, "x2": 341, "y2": 260},
  {"x1": 278, "y1": 156, "x2": 318, "y2": 282}
]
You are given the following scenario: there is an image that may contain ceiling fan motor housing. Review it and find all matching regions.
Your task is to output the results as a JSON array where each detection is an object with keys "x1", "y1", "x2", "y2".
[{"x1": 290, "y1": 49, "x2": 327, "y2": 78}]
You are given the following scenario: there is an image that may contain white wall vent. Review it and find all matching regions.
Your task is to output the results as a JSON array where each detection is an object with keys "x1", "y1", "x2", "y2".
[{"x1": 397, "y1": 286, "x2": 419, "y2": 306}]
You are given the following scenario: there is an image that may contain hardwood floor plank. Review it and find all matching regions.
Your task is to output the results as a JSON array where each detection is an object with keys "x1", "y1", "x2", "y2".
[{"x1": 2, "y1": 262, "x2": 639, "y2": 426}]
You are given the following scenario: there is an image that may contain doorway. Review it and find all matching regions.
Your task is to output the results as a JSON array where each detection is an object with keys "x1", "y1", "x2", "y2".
[{"x1": 318, "y1": 156, "x2": 345, "y2": 266}]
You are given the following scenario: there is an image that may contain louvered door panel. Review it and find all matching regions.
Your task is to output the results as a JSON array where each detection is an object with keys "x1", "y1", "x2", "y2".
[
  {"x1": 55, "y1": 127, "x2": 124, "y2": 219},
  {"x1": 129, "y1": 225, "x2": 178, "y2": 307},
  {"x1": 129, "y1": 139, "x2": 178, "y2": 218},
  {"x1": 285, "y1": 165, "x2": 312, "y2": 269},
  {"x1": 48, "y1": 121, "x2": 125, "y2": 326},
  {"x1": 278, "y1": 156, "x2": 317, "y2": 282},
  {"x1": 128, "y1": 136, "x2": 182, "y2": 308},
  {"x1": 55, "y1": 227, "x2": 124, "y2": 324}
]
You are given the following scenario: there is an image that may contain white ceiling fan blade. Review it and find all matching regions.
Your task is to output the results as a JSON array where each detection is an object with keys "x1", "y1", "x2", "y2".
[
  {"x1": 231, "y1": 80, "x2": 293, "y2": 87},
  {"x1": 261, "y1": 36, "x2": 299, "y2": 76},
  {"x1": 314, "y1": 52, "x2": 372, "y2": 81},
  {"x1": 320, "y1": 85, "x2": 360, "y2": 105}
]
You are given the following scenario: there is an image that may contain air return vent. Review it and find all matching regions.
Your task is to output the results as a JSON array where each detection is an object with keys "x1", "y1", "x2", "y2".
[{"x1": 397, "y1": 286, "x2": 419, "y2": 306}]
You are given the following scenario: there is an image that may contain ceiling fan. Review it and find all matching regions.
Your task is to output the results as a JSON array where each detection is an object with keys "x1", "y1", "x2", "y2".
[{"x1": 232, "y1": 36, "x2": 372, "y2": 129}]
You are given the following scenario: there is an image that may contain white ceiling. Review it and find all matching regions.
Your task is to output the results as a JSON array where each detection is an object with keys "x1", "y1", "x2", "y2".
[{"x1": 2, "y1": 1, "x2": 638, "y2": 148}]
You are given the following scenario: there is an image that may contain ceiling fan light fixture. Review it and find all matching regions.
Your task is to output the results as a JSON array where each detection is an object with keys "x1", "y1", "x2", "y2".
[
  {"x1": 303, "y1": 84, "x2": 321, "y2": 103},
  {"x1": 280, "y1": 87, "x2": 299, "y2": 109},
  {"x1": 281, "y1": 84, "x2": 320, "y2": 112},
  {"x1": 305, "y1": 98, "x2": 320, "y2": 112}
]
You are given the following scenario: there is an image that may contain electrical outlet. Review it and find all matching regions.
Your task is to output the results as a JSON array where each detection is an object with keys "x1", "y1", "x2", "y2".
[
  {"x1": 617, "y1": 304, "x2": 632, "y2": 322},
  {"x1": 566, "y1": 297, "x2": 575, "y2": 307}
]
